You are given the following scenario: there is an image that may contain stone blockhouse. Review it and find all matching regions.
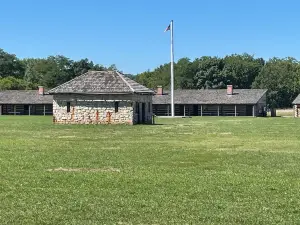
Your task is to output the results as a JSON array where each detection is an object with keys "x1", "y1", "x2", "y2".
[
  {"x1": 48, "y1": 71, "x2": 154, "y2": 124},
  {"x1": 292, "y1": 94, "x2": 300, "y2": 117}
]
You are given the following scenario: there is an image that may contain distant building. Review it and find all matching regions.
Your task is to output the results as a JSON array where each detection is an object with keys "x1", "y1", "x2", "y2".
[
  {"x1": 0, "y1": 87, "x2": 53, "y2": 115},
  {"x1": 152, "y1": 85, "x2": 267, "y2": 117},
  {"x1": 48, "y1": 71, "x2": 154, "y2": 124},
  {"x1": 292, "y1": 94, "x2": 300, "y2": 117},
  {"x1": 0, "y1": 81, "x2": 268, "y2": 119}
]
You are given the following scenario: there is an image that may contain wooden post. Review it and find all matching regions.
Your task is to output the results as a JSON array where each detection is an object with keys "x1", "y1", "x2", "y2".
[
  {"x1": 234, "y1": 105, "x2": 237, "y2": 117},
  {"x1": 150, "y1": 102, "x2": 153, "y2": 123},
  {"x1": 44, "y1": 104, "x2": 46, "y2": 116},
  {"x1": 252, "y1": 105, "x2": 255, "y2": 117},
  {"x1": 200, "y1": 105, "x2": 203, "y2": 116},
  {"x1": 14, "y1": 105, "x2": 16, "y2": 115},
  {"x1": 0, "y1": 104, "x2": 2, "y2": 115},
  {"x1": 29, "y1": 105, "x2": 31, "y2": 116},
  {"x1": 183, "y1": 105, "x2": 186, "y2": 117},
  {"x1": 217, "y1": 105, "x2": 220, "y2": 116}
]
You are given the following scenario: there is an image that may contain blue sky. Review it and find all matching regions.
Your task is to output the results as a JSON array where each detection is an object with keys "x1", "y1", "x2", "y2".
[{"x1": 0, "y1": 0, "x2": 300, "y2": 74}]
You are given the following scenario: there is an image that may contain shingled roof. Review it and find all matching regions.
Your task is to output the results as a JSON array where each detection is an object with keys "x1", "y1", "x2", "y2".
[
  {"x1": 153, "y1": 89, "x2": 267, "y2": 105},
  {"x1": 48, "y1": 70, "x2": 153, "y2": 94},
  {"x1": 292, "y1": 94, "x2": 300, "y2": 105},
  {"x1": 0, "y1": 90, "x2": 53, "y2": 104}
]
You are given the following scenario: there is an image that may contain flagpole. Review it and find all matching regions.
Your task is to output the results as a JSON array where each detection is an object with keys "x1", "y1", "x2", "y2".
[{"x1": 170, "y1": 20, "x2": 175, "y2": 117}]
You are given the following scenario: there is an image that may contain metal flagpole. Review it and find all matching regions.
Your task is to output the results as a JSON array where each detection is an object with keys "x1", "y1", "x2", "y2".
[{"x1": 170, "y1": 20, "x2": 175, "y2": 117}]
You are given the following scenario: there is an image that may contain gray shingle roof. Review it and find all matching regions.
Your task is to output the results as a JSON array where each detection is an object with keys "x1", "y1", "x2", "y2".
[
  {"x1": 292, "y1": 94, "x2": 300, "y2": 105},
  {"x1": 48, "y1": 70, "x2": 153, "y2": 94},
  {"x1": 0, "y1": 90, "x2": 53, "y2": 104},
  {"x1": 153, "y1": 89, "x2": 267, "y2": 105}
]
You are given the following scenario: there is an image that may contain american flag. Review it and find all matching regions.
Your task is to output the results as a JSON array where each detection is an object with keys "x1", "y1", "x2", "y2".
[{"x1": 164, "y1": 24, "x2": 170, "y2": 32}]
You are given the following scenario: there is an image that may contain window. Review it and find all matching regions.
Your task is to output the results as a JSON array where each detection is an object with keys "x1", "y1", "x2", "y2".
[
  {"x1": 67, "y1": 102, "x2": 71, "y2": 113},
  {"x1": 24, "y1": 105, "x2": 29, "y2": 111},
  {"x1": 115, "y1": 102, "x2": 119, "y2": 113}
]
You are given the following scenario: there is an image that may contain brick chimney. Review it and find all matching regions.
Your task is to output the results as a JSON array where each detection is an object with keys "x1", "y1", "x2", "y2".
[
  {"x1": 38, "y1": 86, "x2": 44, "y2": 95},
  {"x1": 227, "y1": 85, "x2": 233, "y2": 95},
  {"x1": 157, "y1": 86, "x2": 163, "y2": 95}
]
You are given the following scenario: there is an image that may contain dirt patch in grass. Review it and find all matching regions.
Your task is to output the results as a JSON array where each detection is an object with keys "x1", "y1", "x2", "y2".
[
  {"x1": 219, "y1": 132, "x2": 232, "y2": 135},
  {"x1": 47, "y1": 167, "x2": 120, "y2": 173},
  {"x1": 58, "y1": 136, "x2": 76, "y2": 139}
]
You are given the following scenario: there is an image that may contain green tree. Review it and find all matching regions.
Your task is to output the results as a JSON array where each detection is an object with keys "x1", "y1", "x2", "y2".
[
  {"x1": 194, "y1": 56, "x2": 225, "y2": 89},
  {"x1": 0, "y1": 49, "x2": 25, "y2": 78},
  {"x1": 222, "y1": 54, "x2": 264, "y2": 88},
  {"x1": 253, "y1": 57, "x2": 300, "y2": 108},
  {"x1": 0, "y1": 76, "x2": 31, "y2": 90},
  {"x1": 175, "y1": 57, "x2": 198, "y2": 89},
  {"x1": 71, "y1": 59, "x2": 106, "y2": 79},
  {"x1": 23, "y1": 56, "x2": 72, "y2": 88}
]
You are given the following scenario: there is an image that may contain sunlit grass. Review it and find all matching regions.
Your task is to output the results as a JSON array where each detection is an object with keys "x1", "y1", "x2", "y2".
[{"x1": 1, "y1": 116, "x2": 300, "y2": 224}]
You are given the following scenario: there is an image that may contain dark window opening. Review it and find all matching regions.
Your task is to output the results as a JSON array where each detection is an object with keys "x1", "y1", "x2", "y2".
[
  {"x1": 24, "y1": 105, "x2": 29, "y2": 111},
  {"x1": 67, "y1": 102, "x2": 71, "y2": 113},
  {"x1": 148, "y1": 102, "x2": 151, "y2": 112},
  {"x1": 115, "y1": 102, "x2": 119, "y2": 113}
]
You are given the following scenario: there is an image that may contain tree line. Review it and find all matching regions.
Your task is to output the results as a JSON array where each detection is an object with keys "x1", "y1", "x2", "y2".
[
  {"x1": 1, "y1": 48, "x2": 300, "y2": 108},
  {"x1": 136, "y1": 55, "x2": 300, "y2": 108},
  {"x1": 0, "y1": 48, "x2": 119, "y2": 91}
]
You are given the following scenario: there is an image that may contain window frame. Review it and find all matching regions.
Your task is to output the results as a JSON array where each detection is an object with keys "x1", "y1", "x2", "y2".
[
  {"x1": 67, "y1": 102, "x2": 71, "y2": 113},
  {"x1": 115, "y1": 101, "x2": 119, "y2": 113}
]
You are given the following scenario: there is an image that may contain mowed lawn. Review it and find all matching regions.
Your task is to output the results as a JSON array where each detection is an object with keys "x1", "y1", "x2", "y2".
[{"x1": 1, "y1": 116, "x2": 300, "y2": 224}]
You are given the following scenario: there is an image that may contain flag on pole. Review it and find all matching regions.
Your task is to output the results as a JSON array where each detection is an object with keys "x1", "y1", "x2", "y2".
[
  {"x1": 164, "y1": 24, "x2": 170, "y2": 32},
  {"x1": 164, "y1": 20, "x2": 175, "y2": 117}
]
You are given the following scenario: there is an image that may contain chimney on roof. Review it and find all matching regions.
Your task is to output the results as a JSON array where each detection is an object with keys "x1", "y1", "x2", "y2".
[
  {"x1": 227, "y1": 85, "x2": 233, "y2": 95},
  {"x1": 38, "y1": 86, "x2": 44, "y2": 95},
  {"x1": 157, "y1": 86, "x2": 163, "y2": 95}
]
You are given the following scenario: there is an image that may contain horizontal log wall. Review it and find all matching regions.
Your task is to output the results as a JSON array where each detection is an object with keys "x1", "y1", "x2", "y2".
[
  {"x1": 152, "y1": 104, "x2": 252, "y2": 116},
  {"x1": 0, "y1": 104, "x2": 53, "y2": 115}
]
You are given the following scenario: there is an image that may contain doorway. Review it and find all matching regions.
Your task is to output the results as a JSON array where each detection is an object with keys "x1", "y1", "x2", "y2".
[
  {"x1": 193, "y1": 105, "x2": 199, "y2": 116},
  {"x1": 141, "y1": 103, "x2": 146, "y2": 123},
  {"x1": 136, "y1": 102, "x2": 140, "y2": 123},
  {"x1": 246, "y1": 105, "x2": 253, "y2": 116},
  {"x1": 179, "y1": 105, "x2": 184, "y2": 116}
]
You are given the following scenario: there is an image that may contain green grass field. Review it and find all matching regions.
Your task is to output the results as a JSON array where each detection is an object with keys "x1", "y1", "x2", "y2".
[{"x1": 1, "y1": 116, "x2": 300, "y2": 224}]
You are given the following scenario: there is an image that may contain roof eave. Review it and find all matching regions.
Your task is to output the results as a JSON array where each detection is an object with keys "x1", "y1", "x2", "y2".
[{"x1": 48, "y1": 92, "x2": 135, "y2": 95}]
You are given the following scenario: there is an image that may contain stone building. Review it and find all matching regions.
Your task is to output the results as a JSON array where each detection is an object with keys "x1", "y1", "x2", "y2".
[
  {"x1": 0, "y1": 87, "x2": 53, "y2": 115},
  {"x1": 153, "y1": 85, "x2": 268, "y2": 117},
  {"x1": 48, "y1": 70, "x2": 154, "y2": 124},
  {"x1": 292, "y1": 94, "x2": 300, "y2": 117}
]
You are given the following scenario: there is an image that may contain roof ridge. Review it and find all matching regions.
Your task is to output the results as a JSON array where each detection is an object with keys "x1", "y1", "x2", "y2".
[
  {"x1": 116, "y1": 71, "x2": 135, "y2": 93},
  {"x1": 48, "y1": 70, "x2": 97, "y2": 93}
]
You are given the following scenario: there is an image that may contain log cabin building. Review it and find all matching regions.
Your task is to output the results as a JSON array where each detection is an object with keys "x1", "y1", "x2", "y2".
[
  {"x1": 0, "y1": 83, "x2": 268, "y2": 118},
  {"x1": 152, "y1": 85, "x2": 267, "y2": 117},
  {"x1": 0, "y1": 87, "x2": 53, "y2": 115}
]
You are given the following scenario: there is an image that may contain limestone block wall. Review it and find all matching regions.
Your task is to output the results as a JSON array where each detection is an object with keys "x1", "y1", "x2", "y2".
[
  {"x1": 52, "y1": 93, "x2": 153, "y2": 124},
  {"x1": 53, "y1": 94, "x2": 135, "y2": 124},
  {"x1": 295, "y1": 105, "x2": 299, "y2": 118}
]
